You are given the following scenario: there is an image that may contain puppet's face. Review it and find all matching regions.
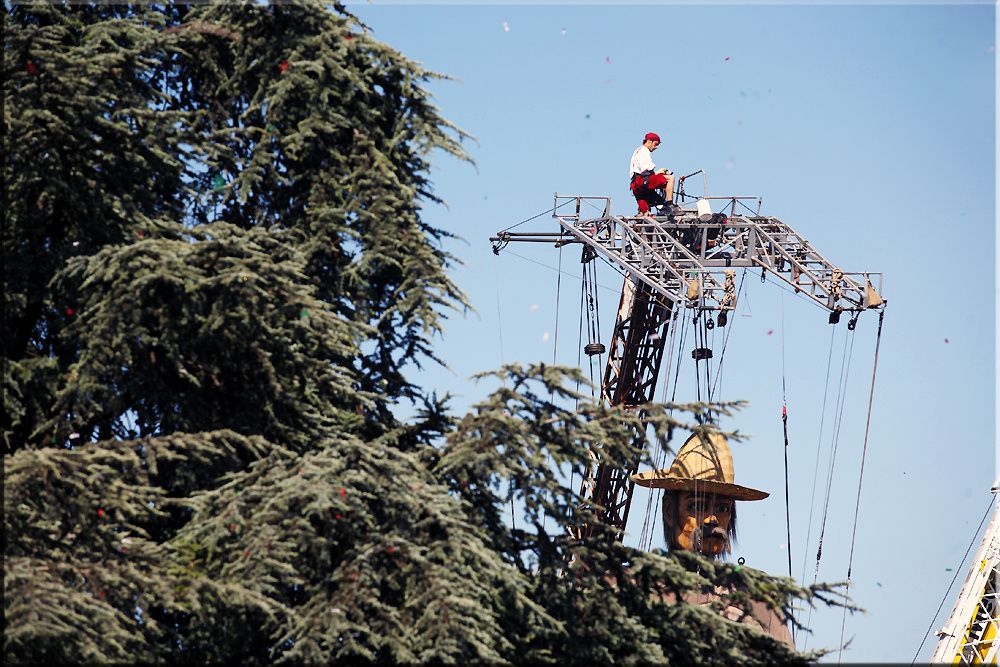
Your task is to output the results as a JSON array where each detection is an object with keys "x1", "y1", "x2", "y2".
[{"x1": 671, "y1": 492, "x2": 734, "y2": 558}]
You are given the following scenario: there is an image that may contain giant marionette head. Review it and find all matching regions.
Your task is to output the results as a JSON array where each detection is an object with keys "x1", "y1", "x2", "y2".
[{"x1": 631, "y1": 432, "x2": 768, "y2": 558}]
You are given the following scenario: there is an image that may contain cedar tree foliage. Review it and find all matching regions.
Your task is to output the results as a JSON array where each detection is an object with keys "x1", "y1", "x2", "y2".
[{"x1": 3, "y1": 2, "x2": 850, "y2": 664}]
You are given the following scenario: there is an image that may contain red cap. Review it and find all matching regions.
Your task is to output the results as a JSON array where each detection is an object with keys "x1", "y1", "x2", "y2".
[{"x1": 644, "y1": 132, "x2": 661, "y2": 143}]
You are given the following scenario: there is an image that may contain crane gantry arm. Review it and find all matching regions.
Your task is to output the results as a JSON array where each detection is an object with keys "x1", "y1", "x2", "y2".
[{"x1": 491, "y1": 194, "x2": 885, "y2": 542}]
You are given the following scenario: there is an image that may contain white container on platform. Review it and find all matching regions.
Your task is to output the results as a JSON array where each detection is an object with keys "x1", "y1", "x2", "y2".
[{"x1": 696, "y1": 198, "x2": 713, "y2": 222}]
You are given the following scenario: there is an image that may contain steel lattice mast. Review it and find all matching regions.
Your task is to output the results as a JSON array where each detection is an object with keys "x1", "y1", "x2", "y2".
[{"x1": 932, "y1": 481, "x2": 1000, "y2": 663}]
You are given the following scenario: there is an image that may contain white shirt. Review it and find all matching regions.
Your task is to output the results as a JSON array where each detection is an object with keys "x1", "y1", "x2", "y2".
[{"x1": 629, "y1": 145, "x2": 656, "y2": 178}]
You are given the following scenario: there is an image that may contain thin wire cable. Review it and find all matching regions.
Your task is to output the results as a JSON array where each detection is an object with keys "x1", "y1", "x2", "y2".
[
  {"x1": 498, "y1": 200, "x2": 574, "y2": 233},
  {"x1": 802, "y1": 325, "x2": 856, "y2": 649},
  {"x1": 838, "y1": 311, "x2": 886, "y2": 664},
  {"x1": 760, "y1": 272, "x2": 829, "y2": 313},
  {"x1": 645, "y1": 308, "x2": 690, "y2": 551},
  {"x1": 709, "y1": 269, "x2": 750, "y2": 400},
  {"x1": 911, "y1": 495, "x2": 995, "y2": 663},
  {"x1": 542, "y1": 245, "x2": 565, "y2": 534},
  {"x1": 794, "y1": 324, "x2": 837, "y2": 637},
  {"x1": 638, "y1": 304, "x2": 679, "y2": 548},
  {"x1": 492, "y1": 254, "x2": 506, "y2": 374},
  {"x1": 502, "y1": 248, "x2": 621, "y2": 296}
]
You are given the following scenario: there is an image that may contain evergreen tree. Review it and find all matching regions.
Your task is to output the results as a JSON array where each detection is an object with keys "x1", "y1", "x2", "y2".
[{"x1": 4, "y1": 2, "x2": 850, "y2": 663}]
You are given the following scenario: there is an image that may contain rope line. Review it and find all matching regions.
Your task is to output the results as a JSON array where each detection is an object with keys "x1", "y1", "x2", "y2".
[
  {"x1": 838, "y1": 310, "x2": 886, "y2": 664},
  {"x1": 778, "y1": 291, "x2": 796, "y2": 644}
]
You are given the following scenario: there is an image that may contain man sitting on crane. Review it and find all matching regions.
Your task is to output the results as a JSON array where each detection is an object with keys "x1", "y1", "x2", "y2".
[
  {"x1": 629, "y1": 132, "x2": 679, "y2": 216},
  {"x1": 632, "y1": 430, "x2": 794, "y2": 646}
]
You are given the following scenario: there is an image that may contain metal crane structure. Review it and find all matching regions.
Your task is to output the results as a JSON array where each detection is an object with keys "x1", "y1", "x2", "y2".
[
  {"x1": 932, "y1": 480, "x2": 1000, "y2": 664},
  {"x1": 490, "y1": 192, "x2": 885, "y2": 542}
]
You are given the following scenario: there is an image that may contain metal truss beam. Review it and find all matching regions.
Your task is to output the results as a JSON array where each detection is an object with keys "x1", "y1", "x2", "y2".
[{"x1": 509, "y1": 194, "x2": 885, "y2": 315}]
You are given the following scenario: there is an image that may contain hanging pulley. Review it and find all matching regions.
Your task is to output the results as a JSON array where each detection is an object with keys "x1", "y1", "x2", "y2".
[
  {"x1": 692, "y1": 347, "x2": 713, "y2": 361},
  {"x1": 584, "y1": 342, "x2": 606, "y2": 356}
]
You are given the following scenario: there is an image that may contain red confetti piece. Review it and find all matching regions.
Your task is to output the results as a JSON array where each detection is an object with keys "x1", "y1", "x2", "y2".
[
  {"x1": 345, "y1": 35, "x2": 353, "y2": 41},
  {"x1": 229, "y1": 523, "x2": 237, "y2": 532},
  {"x1": 97, "y1": 508, "x2": 105, "y2": 518},
  {"x1": 340, "y1": 488, "x2": 346, "y2": 496},
  {"x1": 136, "y1": 231, "x2": 145, "y2": 238},
  {"x1": 65, "y1": 308, "x2": 75, "y2": 316},
  {"x1": 244, "y1": 548, "x2": 251, "y2": 559},
  {"x1": 335, "y1": 513, "x2": 343, "y2": 519},
  {"x1": 26, "y1": 61, "x2": 39, "y2": 75},
  {"x1": 279, "y1": 60, "x2": 290, "y2": 73},
  {"x1": 99, "y1": 590, "x2": 107, "y2": 598},
  {"x1": 781, "y1": 404, "x2": 787, "y2": 416},
  {"x1": 388, "y1": 546, "x2": 395, "y2": 554}
]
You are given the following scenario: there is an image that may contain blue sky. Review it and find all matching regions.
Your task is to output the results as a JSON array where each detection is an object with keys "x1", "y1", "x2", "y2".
[{"x1": 349, "y1": 2, "x2": 996, "y2": 661}]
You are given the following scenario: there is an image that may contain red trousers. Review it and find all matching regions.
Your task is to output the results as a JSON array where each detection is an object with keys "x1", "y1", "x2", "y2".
[{"x1": 631, "y1": 173, "x2": 670, "y2": 213}]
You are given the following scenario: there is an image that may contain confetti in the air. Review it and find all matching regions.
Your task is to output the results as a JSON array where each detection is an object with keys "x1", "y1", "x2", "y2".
[
  {"x1": 72, "y1": 241, "x2": 80, "y2": 247},
  {"x1": 340, "y1": 488, "x2": 347, "y2": 496},
  {"x1": 69, "y1": 432, "x2": 80, "y2": 440},
  {"x1": 300, "y1": 309, "x2": 310, "y2": 319},
  {"x1": 26, "y1": 61, "x2": 39, "y2": 75},
  {"x1": 585, "y1": 114, "x2": 591, "y2": 119},
  {"x1": 766, "y1": 329, "x2": 773, "y2": 336},
  {"x1": 335, "y1": 513, "x2": 343, "y2": 519},
  {"x1": 503, "y1": 21, "x2": 510, "y2": 32},
  {"x1": 725, "y1": 56, "x2": 731, "y2": 61},
  {"x1": 388, "y1": 546, "x2": 396, "y2": 554},
  {"x1": 97, "y1": 508, "x2": 105, "y2": 518},
  {"x1": 561, "y1": 28, "x2": 566, "y2": 35},
  {"x1": 66, "y1": 308, "x2": 75, "y2": 316},
  {"x1": 944, "y1": 338, "x2": 950, "y2": 344},
  {"x1": 279, "y1": 60, "x2": 290, "y2": 73},
  {"x1": 213, "y1": 174, "x2": 225, "y2": 191},
  {"x1": 605, "y1": 56, "x2": 611, "y2": 64},
  {"x1": 529, "y1": 303, "x2": 539, "y2": 312},
  {"x1": 542, "y1": 332, "x2": 550, "y2": 343}
]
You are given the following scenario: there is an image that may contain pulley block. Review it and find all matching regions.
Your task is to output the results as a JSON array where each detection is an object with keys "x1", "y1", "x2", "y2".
[
  {"x1": 584, "y1": 342, "x2": 606, "y2": 356},
  {"x1": 691, "y1": 347, "x2": 713, "y2": 361}
]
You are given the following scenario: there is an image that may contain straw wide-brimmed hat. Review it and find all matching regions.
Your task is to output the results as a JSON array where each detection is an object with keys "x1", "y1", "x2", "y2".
[{"x1": 630, "y1": 431, "x2": 769, "y2": 501}]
